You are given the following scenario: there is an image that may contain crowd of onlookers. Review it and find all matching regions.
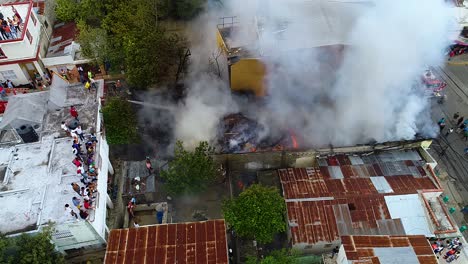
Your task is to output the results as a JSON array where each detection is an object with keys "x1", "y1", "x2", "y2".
[
  {"x1": 0, "y1": 6, "x2": 23, "y2": 41},
  {"x1": 62, "y1": 105, "x2": 100, "y2": 221},
  {"x1": 431, "y1": 237, "x2": 463, "y2": 262}
]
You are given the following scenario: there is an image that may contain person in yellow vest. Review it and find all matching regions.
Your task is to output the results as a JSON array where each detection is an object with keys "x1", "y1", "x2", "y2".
[{"x1": 84, "y1": 81, "x2": 91, "y2": 92}]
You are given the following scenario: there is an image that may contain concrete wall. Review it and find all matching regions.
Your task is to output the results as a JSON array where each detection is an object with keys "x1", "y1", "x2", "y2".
[
  {"x1": 292, "y1": 240, "x2": 341, "y2": 255},
  {"x1": 214, "y1": 139, "x2": 430, "y2": 172},
  {"x1": 230, "y1": 58, "x2": 266, "y2": 96},
  {"x1": 0, "y1": 63, "x2": 29, "y2": 84},
  {"x1": 41, "y1": 55, "x2": 74, "y2": 68},
  {"x1": 90, "y1": 86, "x2": 110, "y2": 241}
]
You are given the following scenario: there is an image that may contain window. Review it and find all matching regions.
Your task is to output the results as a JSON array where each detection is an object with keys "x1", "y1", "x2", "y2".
[
  {"x1": 0, "y1": 48, "x2": 6, "y2": 59},
  {"x1": 31, "y1": 12, "x2": 37, "y2": 26},
  {"x1": 0, "y1": 70, "x2": 17, "y2": 80},
  {"x1": 26, "y1": 30, "x2": 32, "y2": 44}
]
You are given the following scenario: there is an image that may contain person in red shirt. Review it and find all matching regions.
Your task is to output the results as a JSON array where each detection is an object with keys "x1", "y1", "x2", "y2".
[
  {"x1": 70, "y1": 106, "x2": 79, "y2": 120},
  {"x1": 84, "y1": 198, "x2": 95, "y2": 210},
  {"x1": 145, "y1": 157, "x2": 153, "y2": 175},
  {"x1": 72, "y1": 157, "x2": 82, "y2": 167},
  {"x1": 127, "y1": 201, "x2": 135, "y2": 218}
]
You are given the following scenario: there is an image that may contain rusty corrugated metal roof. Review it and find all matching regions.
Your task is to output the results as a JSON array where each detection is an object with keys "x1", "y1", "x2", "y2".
[
  {"x1": 104, "y1": 220, "x2": 228, "y2": 264},
  {"x1": 280, "y1": 152, "x2": 440, "y2": 248},
  {"x1": 342, "y1": 235, "x2": 438, "y2": 264}
]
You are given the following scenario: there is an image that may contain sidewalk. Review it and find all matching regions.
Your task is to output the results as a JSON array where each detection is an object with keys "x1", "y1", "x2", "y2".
[
  {"x1": 447, "y1": 54, "x2": 468, "y2": 65},
  {"x1": 429, "y1": 65, "x2": 468, "y2": 259}
]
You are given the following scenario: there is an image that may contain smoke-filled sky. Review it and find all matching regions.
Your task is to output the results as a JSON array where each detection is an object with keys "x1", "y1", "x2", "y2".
[{"x1": 169, "y1": 0, "x2": 455, "y2": 149}]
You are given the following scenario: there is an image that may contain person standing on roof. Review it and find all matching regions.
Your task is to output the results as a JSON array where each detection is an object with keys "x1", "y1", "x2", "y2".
[
  {"x1": 61, "y1": 121, "x2": 70, "y2": 136},
  {"x1": 60, "y1": 69, "x2": 68, "y2": 80},
  {"x1": 71, "y1": 182, "x2": 81, "y2": 195},
  {"x1": 70, "y1": 106, "x2": 79, "y2": 121},
  {"x1": 6, "y1": 80, "x2": 13, "y2": 89},
  {"x1": 84, "y1": 80, "x2": 91, "y2": 92},
  {"x1": 65, "y1": 204, "x2": 78, "y2": 220},
  {"x1": 72, "y1": 156, "x2": 82, "y2": 167},
  {"x1": 73, "y1": 125, "x2": 85, "y2": 141},
  {"x1": 72, "y1": 197, "x2": 81, "y2": 208},
  {"x1": 90, "y1": 78, "x2": 97, "y2": 90}
]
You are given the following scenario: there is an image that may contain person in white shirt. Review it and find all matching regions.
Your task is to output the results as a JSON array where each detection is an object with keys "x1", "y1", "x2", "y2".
[
  {"x1": 73, "y1": 126, "x2": 85, "y2": 141},
  {"x1": 61, "y1": 121, "x2": 70, "y2": 136},
  {"x1": 64, "y1": 204, "x2": 78, "y2": 219}
]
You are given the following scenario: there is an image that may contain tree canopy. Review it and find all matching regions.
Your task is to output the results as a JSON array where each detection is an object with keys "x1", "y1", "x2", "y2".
[
  {"x1": 161, "y1": 141, "x2": 218, "y2": 195},
  {"x1": 222, "y1": 184, "x2": 286, "y2": 244},
  {"x1": 102, "y1": 97, "x2": 138, "y2": 145},
  {"x1": 246, "y1": 249, "x2": 299, "y2": 264},
  {"x1": 0, "y1": 229, "x2": 65, "y2": 264},
  {"x1": 54, "y1": 0, "x2": 198, "y2": 88}
]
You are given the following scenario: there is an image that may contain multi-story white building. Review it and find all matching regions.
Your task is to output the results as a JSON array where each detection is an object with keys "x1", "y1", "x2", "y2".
[
  {"x1": 0, "y1": 76, "x2": 114, "y2": 252},
  {"x1": 0, "y1": 0, "x2": 48, "y2": 86}
]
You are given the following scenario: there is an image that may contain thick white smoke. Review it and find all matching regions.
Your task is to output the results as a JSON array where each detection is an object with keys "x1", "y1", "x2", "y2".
[{"x1": 172, "y1": 0, "x2": 455, "y2": 149}]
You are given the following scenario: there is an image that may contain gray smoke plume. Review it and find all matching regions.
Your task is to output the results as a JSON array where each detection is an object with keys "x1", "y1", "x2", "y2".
[{"x1": 152, "y1": 0, "x2": 455, "y2": 150}]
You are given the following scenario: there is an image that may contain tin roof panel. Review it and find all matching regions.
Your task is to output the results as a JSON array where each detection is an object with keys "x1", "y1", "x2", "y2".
[{"x1": 104, "y1": 220, "x2": 228, "y2": 264}]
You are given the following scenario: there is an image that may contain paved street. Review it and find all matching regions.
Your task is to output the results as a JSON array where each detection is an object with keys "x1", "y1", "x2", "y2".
[{"x1": 430, "y1": 65, "x2": 468, "y2": 241}]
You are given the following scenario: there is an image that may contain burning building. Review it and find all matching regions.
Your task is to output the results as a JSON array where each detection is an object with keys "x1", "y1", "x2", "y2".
[
  {"x1": 217, "y1": 113, "x2": 299, "y2": 153},
  {"x1": 215, "y1": 0, "x2": 368, "y2": 96},
  {"x1": 174, "y1": 0, "x2": 451, "y2": 151}
]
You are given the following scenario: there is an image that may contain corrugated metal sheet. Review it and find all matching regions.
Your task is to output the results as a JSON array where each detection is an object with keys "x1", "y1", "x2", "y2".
[
  {"x1": 349, "y1": 156, "x2": 364, "y2": 165},
  {"x1": 370, "y1": 177, "x2": 393, "y2": 193},
  {"x1": 384, "y1": 195, "x2": 434, "y2": 237},
  {"x1": 287, "y1": 200, "x2": 340, "y2": 245},
  {"x1": 342, "y1": 235, "x2": 438, "y2": 264},
  {"x1": 328, "y1": 166, "x2": 344, "y2": 179},
  {"x1": 104, "y1": 220, "x2": 228, "y2": 264},
  {"x1": 280, "y1": 151, "x2": 439, "y2": 249}
]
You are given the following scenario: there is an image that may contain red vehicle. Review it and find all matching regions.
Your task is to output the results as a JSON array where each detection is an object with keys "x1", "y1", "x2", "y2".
[{"x1": 421, "y1": 69, "x2": 447, "y2": 93}]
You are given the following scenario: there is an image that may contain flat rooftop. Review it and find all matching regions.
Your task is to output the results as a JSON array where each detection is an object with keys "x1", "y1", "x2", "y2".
[
  {"x1": 0, "y1": 136, "x2": 79, "y2": 234},
  {"x1": 280, "y1": 149, "x2": 456, "y2": 247},
  {"x1": 104, "y1": 220, "x2": 229, "y2": 264},
  {"x1": 0, "y1": 79, "x2": 102, "y2": 234},
  {"x1": 0, "y1": 2, "x2": 32, "y2": 43},
  {"x1": 341, "y1": 235, "x2": 438, "y2": 264}
]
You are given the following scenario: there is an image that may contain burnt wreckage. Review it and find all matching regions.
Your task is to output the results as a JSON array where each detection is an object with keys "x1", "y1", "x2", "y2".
[{"x1": 217, "y1": 113, "x2": 299, "y2": 153}]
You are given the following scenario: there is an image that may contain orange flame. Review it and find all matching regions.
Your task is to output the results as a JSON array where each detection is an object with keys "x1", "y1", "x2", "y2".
[{"x1": 290, "y1": 130, "x2": 299, "y2": 149}]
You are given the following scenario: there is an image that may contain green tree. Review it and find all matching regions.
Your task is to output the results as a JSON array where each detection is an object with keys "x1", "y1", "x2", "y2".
[
  {"x1": 100, "y1": 0, "x2": 189, "y2": 87},
  {"x1": 246, "y1": 249, "x2": 299, "y2": 264},
  {"x1": 173, "y1": 0, "x2": 206, "y2": 20},
  {"x1": 55, "y1": 0, "x2": 79, "y2": 22},
  {"x1": 123, "y1": 30, "x2": 187, "y2": 87},
  {"x1": 0, "y1": 229, "x2": 65, "y2": 264},
  {"x1": 161, "y1": 141, "x2": 217, "y2": 195},
  {"x1": 102, "y1": 97, "x2": 138, "y2": 145},
  {"x1": 223, "y1": 184, "x2": 286, "y2": 244}
]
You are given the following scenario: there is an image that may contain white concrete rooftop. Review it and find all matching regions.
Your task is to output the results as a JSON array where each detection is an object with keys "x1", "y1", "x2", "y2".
[{"x1": 0, "y1": 135, "x2": 84, "y2": 234}]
